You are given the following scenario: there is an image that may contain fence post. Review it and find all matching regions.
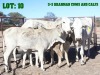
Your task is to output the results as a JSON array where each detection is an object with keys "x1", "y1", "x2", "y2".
[
  {"x1": 1, "y1": 17, "x2": 3, "y2": 35},
  {"x1": 22, "y1": 18, "x2": 25, "y2": 24},
  {"x1": 93, "y1": 16, "x2": 97, "y2": 48},
  {"x1": 0, "y1": 18, "x2": 1, "y2": 31}
]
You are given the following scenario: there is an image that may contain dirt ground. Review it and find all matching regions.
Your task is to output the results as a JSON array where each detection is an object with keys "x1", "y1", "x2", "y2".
[{"x1": 0, "y1": 31, "x2": 100, "y2": 75}]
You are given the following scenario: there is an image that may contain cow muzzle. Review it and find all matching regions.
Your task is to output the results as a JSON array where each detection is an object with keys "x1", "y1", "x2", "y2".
[
  {"x1": 67, "y1": 30, "x2": 71, "y2": 34},
  {"x1": 75, "y1": 38, "x2": 81, "y2": 42}
]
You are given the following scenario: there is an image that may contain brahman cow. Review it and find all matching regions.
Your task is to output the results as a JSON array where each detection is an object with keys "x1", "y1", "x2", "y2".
[
  {"x1": 11, "y1": 17, "x2": 72, "y2": 68},
  {"x1": 3, "y1": 25, "x2": 65, "y2": 72},
  {"x1": 21, "y1": 17, "x2": 72, "y2": 67},
  {"x1": 71, "y1": 17, "x2": 93, "y2": 65}
]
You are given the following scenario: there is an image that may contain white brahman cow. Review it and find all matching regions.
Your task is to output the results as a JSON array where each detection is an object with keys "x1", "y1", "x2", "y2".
[
  {"x1": 11, "y1": 17, "x2": 72, "y2": 68},
  {"x1": 72, "y1": 17, "x2": 93, "y2": 65},
  {"x1": 3, "y1": 25, "x2": 65, "y2": 72},
  {"x1": 21, "y1": 17, "x2": 72, "y2": 67}
]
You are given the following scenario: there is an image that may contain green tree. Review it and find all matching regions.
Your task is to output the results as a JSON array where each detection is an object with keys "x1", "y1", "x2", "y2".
[
  {"x1": 0, "y1": 11, "x2": 3, "y2": 16},
  {"x1": 0, "y1": 11, "x2": 7, "y2": 25},
  {"x1": 8, "y1": 12, "x2": 25, "y2": 18},
  {"x1": 0, "y1": 11, "x2": 6, "y2": 16},
  {"x1": 8, "y1": 12, "x2": 25, "y2": 26},
  {"x1": 44, "y1": 12, "x2": 57, "y2": 21}
]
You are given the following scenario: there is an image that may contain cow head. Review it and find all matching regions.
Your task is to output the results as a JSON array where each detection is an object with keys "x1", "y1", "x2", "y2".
[
  {"x1": 56, "y1": 17, "x2": 71, "y2": 35},
  {"x1": 47, "y1": 25, "x2": 65, "y2": 49},
  {"x1": 71, "y1": 17, "x2": 93, "y2": 41},
  {"x1": 71, "y1": 18, "x2": 82, "y2": 41}
]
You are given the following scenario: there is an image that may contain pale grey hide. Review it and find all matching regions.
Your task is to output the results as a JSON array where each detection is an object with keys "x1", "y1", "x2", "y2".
[
  {"x1": 22, "y1": 17, "x2": 71, "y2": 33},
  {"x1": 12, "y1": 17, "x2": 72, "y2": 68},
  {"x1": 3, "y1": 25, "x2": 65, "y2": 72},
  {"x1": 21, "y1": 17, "x2": 72, "y2": 67}
]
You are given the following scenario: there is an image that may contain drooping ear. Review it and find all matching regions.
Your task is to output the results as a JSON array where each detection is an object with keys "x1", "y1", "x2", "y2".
[{"x1": 56, "y1": 24, "x2": 62, "y2": 29}]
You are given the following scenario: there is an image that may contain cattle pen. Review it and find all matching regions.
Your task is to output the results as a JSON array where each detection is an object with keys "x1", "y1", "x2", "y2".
[
  {"x1": 0, "y1": 16, "x2": 100, "y2": 49},
  {"x1": 0, "y1": 16, "x2": 100, "y2": 75}
]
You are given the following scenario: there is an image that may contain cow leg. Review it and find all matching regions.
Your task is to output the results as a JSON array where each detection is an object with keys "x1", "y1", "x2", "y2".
[
  {"x1": 13, "y1": 48, "x2": 17, "y2": 62},
  {"x1": 50, "y1": 49, "x2": 54, "y2": 66},
  {"x1": 87, "y1": 38, "x2": 91, "y2": 57},
  {"x1": 80, "y1": 40, "x2": 85, "y2": 65},
  {"x1": 38, "y1": 50, "x2": 45, "y2": 71},
  {"x1": 64, "y1": 50, "x2": 70, "y2": 67},
  {"x1": 4, "y1": 47, "x2": 14, "y2": 72},
  {"x1": 43, "y1": 53, "x2": 46, "y2": 65},
  {"x1": 75, "y1": 41, "x2": 79, "y2": 62},
  {"x1": 22, "y1": 52, "x2": 27, "y2": 69},
  {"x1": 63, "y1": 42, "x2": 70, "y2": 67},
  {"x1": 29, "y1": 53, "x2": 33, "y2": 66},
  {"x1": 71, "y1": 34, "x2": 79, "y2": 62},
  {"x1": 4, "y1": 52, "x2": 9, "y2": 72},
  {"x1": 27, "y1": 50, "x2": 33, "y2": 67},
  {"x1": 57, "y1": 54, "x2": 62, "y2": 67},
  {"x1": 54, "y1": 47, "x2": 62, "y2": 67},
  {"x1": 35, "y1": 52, "x2": 39, "y2": 68},
  {"x1": 13, "y1": 48, "x2": 19, "y2": 68}
]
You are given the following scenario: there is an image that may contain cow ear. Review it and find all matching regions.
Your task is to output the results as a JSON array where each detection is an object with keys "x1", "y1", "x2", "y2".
[
  {"x1": 56, "y1": 24, "x2": 62, "y2": 29},
  {"x1": 55, "y1": 17, "x2": 62, "y2": 21}
]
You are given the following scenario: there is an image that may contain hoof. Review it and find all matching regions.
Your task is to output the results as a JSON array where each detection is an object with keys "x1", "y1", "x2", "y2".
[
  {"x1": 57, "y1": 63, "x2": 61, "y2": 68},
  {"x1": 57, "y1": 65, "x2": 61, "y2": 68},
  {"x1": 81, "y1": 64, "x2": 85, "y2": 66},
  {"x1": 86, "y1": 57, "x2": 90, "y2": 61},
  {"x1": 4, "y1": 69, "x2": 8, "y2": 73},
  {"x1": 5, "y1": 67, "x2": 12, "y2": 73},
  {"x1": 81, "y1": 61, "x2": 85, "y2": 65},
  {"x1": 68, "y1": 64, "x2": 71, "y2": 68},
  {"x1": 22, "y1": 66, "x2": 25, "y2": 69},
  {"x1": 76, "y1": 59, "x2": 79, "y2": 62},
  {"x1": 50, "y1": 62, "x2": 55, "y2": 67},
  {"x1": 50, "y1": 63, "x2": 54, "y2": 67},
  {"x1": 30, "y1": 64, "x2": 33, "y2": 67},
  {"x1": 5, "y1": 69, "x2": 11, "y2": 73},
  {"x1": 42, "y1": 68, "x2": 46, "y2": 71},
  {"x1": 35, "y1": 65, "x2": 39, "y2": 68},
  {"x1": 56, "y1": 66, "x2": 61, "y2": 69},
  {"x1": 9, "y1": 67, "x2": 12, "y2": 71}
]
